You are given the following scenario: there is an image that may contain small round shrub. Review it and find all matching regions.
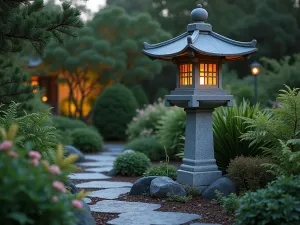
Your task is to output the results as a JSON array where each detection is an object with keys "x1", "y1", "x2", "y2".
[
  {"x1": 227, "y1": 156, "x2": 275, "y2": 192},
  {"x1": 71, "y1": 128, "x2": 103, "y2": 153},
  {"x1": 131, "y1": 85, "x2": 149, "y2": 108},
  {"x1": 93, "y1": 84, "x2": 138, "y2": 141},
  {"x1": 126, "y1": 99, "x2": 169, "y2": 140},
  {"x1": 234, "y1": 176, "x2": 300, "y2": 225},
  {"x1": 114, "y1": 152, "x2": 151, "y2": 176},
  {"x1": 124, "y1": 136, "x2": 165, "y2": 161},
  {"x1": 52, "y1": 116, "x2": 87, "y2": 131},
  {"x1": 156, "y1": 106, "x2": 186, "y2": 157},
  {"x1": 144, "y1": 163, "x2": 177, "y2": 180}
]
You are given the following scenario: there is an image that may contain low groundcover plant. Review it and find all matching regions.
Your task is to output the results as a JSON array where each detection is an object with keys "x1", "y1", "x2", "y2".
[{"x1": 0, "y1": 124, "x2": 86, "y2": 225}]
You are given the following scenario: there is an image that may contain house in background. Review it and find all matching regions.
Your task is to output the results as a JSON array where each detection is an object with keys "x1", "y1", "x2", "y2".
[{"x1": 23, "y1": 57, "x2": 101, "y2": 118}]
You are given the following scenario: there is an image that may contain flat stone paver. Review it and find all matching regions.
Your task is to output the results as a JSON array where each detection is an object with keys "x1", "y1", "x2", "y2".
[
  {"x1": 77, "y1": 161, "x2": 114, "y2": 167},
  {"x1": 85, "y1": 167, "x2": 113, "y2": 173},
  {"x1": 76, "y1": 181, "x2": 133, "y2": 189},
  {"x1": 68, "y1": 173, "x2": 111, "y2": 180},
  {"x1": 99, "y1": 152, "x2": 121, "y2": 156},
  {"x1": 190, "y1": 223, "x2": 221, "y2": 225},
  {"x1": 84, "y1": 155, "x2": 116, "y2": 161},
  {"x1": 87, "y1": 188, "x2": 131, "y2": 199},
  {"x1": 83, "y1": 198, "x2": 92, "y2": 204},
  {"x1": 107, "y1": 211, "x2": 201, "y2": 225},
  {"x1": 90, "y1": 200, "x2": 161, "y2": 213}
]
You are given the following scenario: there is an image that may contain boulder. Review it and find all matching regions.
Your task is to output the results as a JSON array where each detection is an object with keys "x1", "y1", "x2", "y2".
[
  {"x1": 202, "y1": 177, "x2": 237, "y2": 200},
  {"x1": 66, "y1": 180, "x2": 79, "y2": 194},
  {"x1": 150, "y1": 177, "x2": 187, "y2": 198},
  {"x1": 74, "y1": 200, "x2": 96, "y2": 225},
  {"x1": 122, "y1": 149, "x2": 135, "y2": 154},
  {"x1": 64, "y1": 145, "x2": 85, "y2": 162},
  {"x1": 129, "y1": 176, "x2": 159, "y2": 196}
]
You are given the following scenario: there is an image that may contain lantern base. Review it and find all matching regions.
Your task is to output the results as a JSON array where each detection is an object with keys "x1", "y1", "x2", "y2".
[{"x1": 177, "y1": 169, "x2": 222, "y2": 191}]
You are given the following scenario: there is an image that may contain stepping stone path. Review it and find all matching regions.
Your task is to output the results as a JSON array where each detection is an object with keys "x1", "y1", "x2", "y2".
[{"x1": 68, "y1": 144, "x2": 217, "y2": 225}]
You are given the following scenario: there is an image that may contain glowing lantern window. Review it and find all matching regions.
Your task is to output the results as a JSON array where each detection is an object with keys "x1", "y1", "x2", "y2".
[
  {"x1": 199, "y1": 63, "x2": 218, "y2": 86},
  {"x1": 179, "y1": 64, "x2": 193, "y2": 86}
]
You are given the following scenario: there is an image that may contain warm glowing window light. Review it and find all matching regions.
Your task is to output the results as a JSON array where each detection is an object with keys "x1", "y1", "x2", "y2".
[
  {"x1": 42, "y1": 96, "x2": 48, "y2": 102},
  {"x1": 200, "y1": 63, "x2": 217, "y2": 86},
  {"x1": 180, "y1": 64, "x2": 193, "y2": 86}
]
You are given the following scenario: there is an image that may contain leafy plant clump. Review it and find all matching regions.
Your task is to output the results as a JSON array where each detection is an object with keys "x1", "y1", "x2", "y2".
[
  {"x1": 144, "y1": 163, "x2": 177, "y2": 180},
  {"x1": 227, "y1": 156, "x2": 275, "y2": 193},
  {"x1": 114, "y1": 152, "x2": 151, "y2": 176},
  {"x1": 166, "y1": 194, "x2": 192, "y2": 203},
  {"x1": 124, "y1": 136, "x2": 165, "y2": 161},
  {"x1": 183, "y1": 185, "x2": 201, "y2": 197},
  {"x1": 234, "y1": 176, "x2": 300, "y2": 225},
  {"x1": 213, "y1": 191, "x2": 239, "y2": 215},
  {"x1": 71, "y1": 128, "x2": 104, "y2": 153},
  {"x1": 93, "y1": 84, "x2": 138, "y2": 141},
  {"x1": 0, "y1": 124, "x2": 85, "y2": 225},
  {"x1": 241, "y1": 86, "x2": 300, "y2": 176},
  {"x1": 126, "y1": 99, "x2": 169, "y2": 141}
]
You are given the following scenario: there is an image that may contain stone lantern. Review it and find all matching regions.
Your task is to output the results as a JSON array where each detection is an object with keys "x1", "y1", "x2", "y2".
[{"x1": 142, "y1": 4, "x2": 258, "y2": 190}]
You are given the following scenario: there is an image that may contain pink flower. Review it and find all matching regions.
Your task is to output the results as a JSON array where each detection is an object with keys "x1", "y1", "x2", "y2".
[
  {"x1": 29, "y1": 151, "x2": 41, "y2": 159},
  {"x1": 72, "y1": 200, "x2": 83, "y2": 209},
  {"x1": 32, "y1": 159, "x2": 39, "y2": 166},
  {"x1": 49, "y1": 165, "x2": 61, "y2": 175},
  {"x1": 53, "y1": 181, "x2": 66, "y2": 193},
  {"x1": 0, "y1": 140, "x2": 12, "y2": 151},
  {"x1": 8, "y1": 151, "x2": 19, "y2": 158},
  {"x1": 52, "y1": 196, "x2": 59, "y2": 202}
]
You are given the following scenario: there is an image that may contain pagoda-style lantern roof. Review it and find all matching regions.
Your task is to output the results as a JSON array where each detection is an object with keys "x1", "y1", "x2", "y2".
[{"x1": 142, "y1": 4, "x2": 257, "y2": 61}]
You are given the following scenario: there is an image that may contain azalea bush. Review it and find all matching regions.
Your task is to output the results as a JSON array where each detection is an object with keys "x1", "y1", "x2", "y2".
[
  {"x1": 126, "y1": 98, "x2": 169, "y2": 140},
  {"x1": 0, "y1": 124, "x2": 86, "y2": 225}
]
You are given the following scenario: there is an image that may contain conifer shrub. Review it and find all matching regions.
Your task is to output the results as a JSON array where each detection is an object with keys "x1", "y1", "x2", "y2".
[
  {"x1": 144, "y1": 163, "x2": 177, "y2": 180},
  {"x1": 234, "y1": 176, "x2": 300, "y2": 225},
  {"x1": 0, "y1": 125, "x2": 85, "y2": 225},
  {"x1": 227, "y1": 156, "x2": 275, "y2": 192},
  {"x1": 114, "y1": 152, "x2": 151, "y2": 176},
  {"x1": 71, "y1": 128, "x2": 103, "y2": 153},
  {"x1": 52, "y1": 116, "x2": 87, "y2": 131},
  {"x1": 131, "y1": 85, "x2": 149, "y2": 108},
  {"x1": 124, "y1": 136, "x2": 165, "y2": 161},
  {"x1": 154, "y1": 88, "x2": 169, "y2": 101},
  {"x1": 93, "y1": 84, "x2": 138, "y2": 141},
  {"x1": 126, "y1": 99, "x2": 169, "y2": 140}
]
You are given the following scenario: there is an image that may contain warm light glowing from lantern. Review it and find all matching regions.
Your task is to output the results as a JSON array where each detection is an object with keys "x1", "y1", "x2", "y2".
[
  {"x1": 251, "y1": 67, "x2": 260, "y2": 76},
  {"x1": 42, "y1": 96, "x2": 48, "y2": 102},
  {"x1": 199, "y1": 63, "x2": 217, "y2": 86},
  {"x1": 179, "y1": 64, "x2": 193, "y2": 86}
]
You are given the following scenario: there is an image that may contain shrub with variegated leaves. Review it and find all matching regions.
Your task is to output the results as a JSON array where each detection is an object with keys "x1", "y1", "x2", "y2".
[
  {"x1": 126, "y1": 98, "x2": 169, "y2": 140},
  {"x1": 0, "y1": 124, "x2": 86, "y2": 225}
]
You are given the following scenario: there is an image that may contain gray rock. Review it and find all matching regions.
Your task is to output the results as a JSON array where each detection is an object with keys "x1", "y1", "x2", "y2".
[
  {"x1": 90, "y1": 200, "x2": 161, "y2": 213},
  {"x1": 129, "y1": 176, "x2": 159, "y2": 196},
  {"x1": 122, "y1": 149, "x2": 135, "y2": 154},
  {"x1": 150, "y1": 176, "x2": 187, "y2": 198},
  {"x1": 107, "y1": 211, "x2": 200, "y2": 225},
  {"x1": 202, "y1": 177, "x2": 236, "y2": 200},
  {"x1": 64, "y1": 146, "x2": 85, "y2": 162},
  {"x1": 66, "y1": 180, "x2": 79, "y2": 194},
  {"x1": 74, "y1": 200, "x2": 96, "y2": 225},
  {"x1": 108, "y1": 168, "x2": 117, "y2": 176}
]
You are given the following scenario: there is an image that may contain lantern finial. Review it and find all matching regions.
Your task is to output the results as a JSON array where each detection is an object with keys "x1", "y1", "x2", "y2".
[{"x1": 191, "y1": 4, "x2": 208, "y2": 22}]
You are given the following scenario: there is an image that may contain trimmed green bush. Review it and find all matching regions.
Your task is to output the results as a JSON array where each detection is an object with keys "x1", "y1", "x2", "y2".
[
  {"x1": 52, "y1": 116, "x2": 87, "y2": 131},
  {"x1": 71, "y1": 128, "x2": 103, "y2": 153},
  {"x1": 131, "y1": 85, "x2": 149, "y2": 108},
  {"x1": 126, "y1": 99, "x2": 169, "y2": 140},
  {"x1": 234, "y1": 176, "x2": 300, "y2": 225},
  {"x1": 156, "y1": 106, "x2": 186, "y2": 157},
  {"x1": 144, "y1": 163, "x2": 177, "y2": 180},
  {"x1": 154, "y1": 88, "x2": 169, "y2": 101},
  {"x1": 227, "y1": 156, "x2": 275, "y2": 192},
  {"x1": 93, "y1": 84, "x2": 138, "y2": 141},
  {"x1": 124, "y1": 136, "x2": 165, "y2": 161},
  {"x1": 114, "y1": 152, "x2": 151, "y2": 176}
]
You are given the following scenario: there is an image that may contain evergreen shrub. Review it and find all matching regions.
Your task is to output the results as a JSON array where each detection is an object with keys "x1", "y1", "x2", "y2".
[
  {"x1": 124, "y1": 136, "x2": 165, "y2": 161},
  {"x1": 114, "y1": 152, "x2": 151, "y2": 176},
  {"x1": 93, "y1": 84, "x2": 138, "y2": 140},
  {"x1": 52, "y1": 116, "x2": 87, "y2": 131},
  {"x1": 71, "y1": 128, "x2": 103, "y2": 153},
  {"x1": 131, "y1": 85, "x2": 149, "y2": 108},
  {"x1": 144, "y1": 163, "x2": 177, "y2": 180}
]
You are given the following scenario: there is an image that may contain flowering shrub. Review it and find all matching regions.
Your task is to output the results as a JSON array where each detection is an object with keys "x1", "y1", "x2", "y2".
[
  {"x1": 0, "y1": 124, "x2": 85, "y2": 225},
  {"x1": 126, "y1": 98, "x2": 169, "y2": 140}
]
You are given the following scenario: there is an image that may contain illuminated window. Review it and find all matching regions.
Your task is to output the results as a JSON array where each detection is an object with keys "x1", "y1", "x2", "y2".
[
  {"x1": 199, "y1": 63, "x2": 218, "y2": 86},
  {"x1": 179, "y1": 64, "x2": 193, "y2": 86}
]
